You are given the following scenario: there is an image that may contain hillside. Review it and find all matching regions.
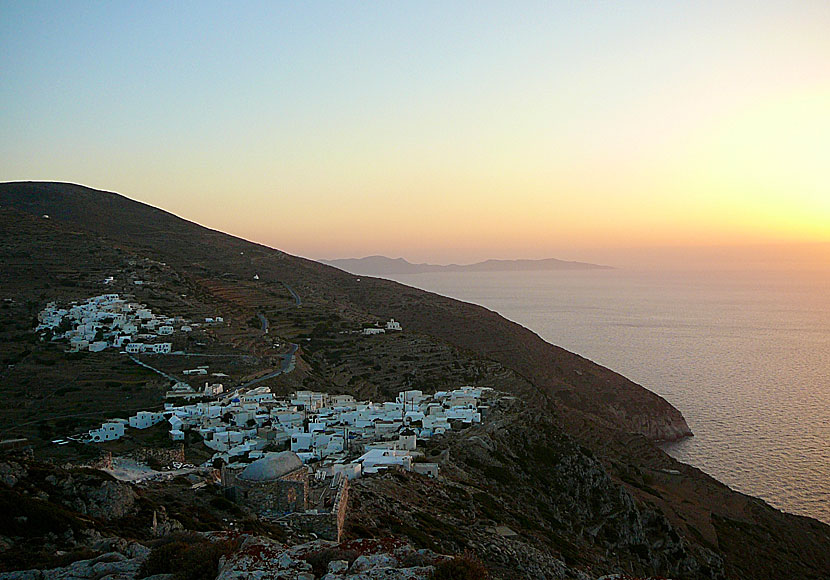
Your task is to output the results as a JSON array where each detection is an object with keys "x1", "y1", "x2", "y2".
[
  {"x1": 2, "y1": 181, "x2": 830, "y2": 579},
  {"x1": 322, "y1": 256, "x2": 612, "y2": 275}
]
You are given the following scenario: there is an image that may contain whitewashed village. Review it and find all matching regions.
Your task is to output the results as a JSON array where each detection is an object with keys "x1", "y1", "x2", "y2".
[
  {"x1": 35, "y1": 292, "x2": 224, "y2": 355},
  {"x1": 33, "y1": 292, "x2": 501, "y2": 543}
]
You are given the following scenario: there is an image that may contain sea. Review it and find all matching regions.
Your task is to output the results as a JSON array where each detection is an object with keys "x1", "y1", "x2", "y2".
[{"x1": 383, "y1": 268, "x2": 830, "y2": 525}]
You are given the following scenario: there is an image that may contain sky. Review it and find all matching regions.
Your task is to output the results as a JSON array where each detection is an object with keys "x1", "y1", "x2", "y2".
[{"x1": 1, "y1": 1, "x2": 828, "y2": 267}]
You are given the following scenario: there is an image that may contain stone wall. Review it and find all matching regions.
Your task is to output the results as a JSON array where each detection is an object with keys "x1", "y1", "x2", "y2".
[
  {"x1": 130, "y1": 445, "x2": 185, "y2": 466},
  {"x1": 281, "y1": 476, "x2": 349, "y2": 541},
  {"x1": 240, "y1": 479, "x2": 306, "y2": 516},
  {"x1": 333, "y1": 476, "x2": 349, "y2": 541}
]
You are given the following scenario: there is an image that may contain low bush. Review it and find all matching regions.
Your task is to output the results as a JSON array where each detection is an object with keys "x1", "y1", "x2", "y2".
[
  {"x1": 432, "y1": 552, "x2": 490, "y2": 580},
  {"x1": 138, "y1": 535, "x2": 238, "y2": 580}
]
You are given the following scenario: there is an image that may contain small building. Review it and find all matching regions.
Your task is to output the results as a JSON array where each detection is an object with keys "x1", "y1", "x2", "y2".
[
  {"x1": 89, "y1": 421, "x2": 126, "y2": 442},
  {"x1": 158, "y1": 325, "x2": 174, "y2": 335},
  {"x1": 397, "y1": 428, "x2": 417, "y2": 451},
  {"x1": 125, "y1": 343, "x2": 144, "y2": 354},
  {"x1": 88, "y1": 341, "x2": 108, "y2": 352},
  {"x1": 222, "y1": 451, "x2": 309, "y2": 517},
  {"x1": 204, "y1": 383, "x2": 224, "y2": 397},
  {"x1": 412, "y1": 463, "x2": 439, "y2": 478},
  {"x1": 129, "y1": 411, "x2": 165, "y2": 429},
  {"x1": 354, "y1": 448, "x2": 413, "y2": 474},
  {"x1": 385, "y1": 319, "x2": 402, "y2": 331},
  {"x1": 291, "y1": 432, "x2": 313, "y2": 452},
  {"x1": 362, "y1": 327, "x2": 385, "y2": 336},
  {"x1": 69, "y1": 338, "x2": 90, "y2": 352}
]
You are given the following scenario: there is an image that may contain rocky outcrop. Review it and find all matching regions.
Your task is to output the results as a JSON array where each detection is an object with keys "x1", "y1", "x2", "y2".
[
  {"x1": 0, "y1": 546, "x2": 148, "y2": 580},
  {"x1": 215, "y1": 536, "x2": 439, "y2": 580},
  {"x1": 347, "y1": 406, "x2": 723, "y2": 580}
]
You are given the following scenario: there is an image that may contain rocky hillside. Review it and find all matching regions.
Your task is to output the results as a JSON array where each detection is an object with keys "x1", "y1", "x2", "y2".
[{"x1": 2, "y1": 182, "x2": 830, "y2": 579}]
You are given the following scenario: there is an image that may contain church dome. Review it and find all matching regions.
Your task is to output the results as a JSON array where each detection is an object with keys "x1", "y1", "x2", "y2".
[{"x1": 238, "y1": 451, "x2": 303, "y2": 482}]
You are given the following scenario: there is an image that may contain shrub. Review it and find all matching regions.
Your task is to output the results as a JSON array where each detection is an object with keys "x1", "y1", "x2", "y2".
[
  {"x1": 138, "y1": 535, "x2": 238, "y2": 580},
  {"x1": 432, "y1": 553, "x2": 490, "y2": 580}
]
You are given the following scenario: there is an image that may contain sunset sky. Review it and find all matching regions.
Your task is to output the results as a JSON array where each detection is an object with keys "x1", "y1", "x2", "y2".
[{"x1": 1, "y1": 2, "x2": 828, "y2": 266}]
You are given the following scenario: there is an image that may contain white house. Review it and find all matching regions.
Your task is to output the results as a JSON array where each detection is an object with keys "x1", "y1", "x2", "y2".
[
  {"x1": 354, "y1": 449, "x2": 413, "y2": 474},
  {"x1": 88, "y1": 341, "x2": 108, "y2": 352},
  {"x1": 125, "y1": 343, "x2": 144, "y2": 354},
  {"x1": 385, "y1": 319, "x2": 402, "y2": 331},
  {"x1": 69, "y1": 338, "x2": 89, "y2": 352},
  {"x1": 89, "y1": 421, "x2": 126, "y2": 442},
  {"x1": 330, "y1": 394, "x2": 357, "y2": 407},
  {"x1": 291, "y1": 432, "x2": 313, "y2": 452},
  {"x1": 129, "y1": 411, "x2": 165, "y2": 429},
  {"x1": 332, "y1": 462, "x2": 362, "y2": 480},
  {"x1": 397, "y1": 428, "x2": 417, "y2": 450},
  {"x1": 362, "y1": 328, "x2": 385, "y2": 336},
  {"x1": 158, "y1": 325, "x2": 174, "y2": 335},
  {"x1": 412, "y1": 463, "x2": 439, "y2": 478},
  {"x1": 204, "y1": 383, "x2": 224, "y2": 397},
  {"x1": 169, "y1": 415, "x2": 184, "y2": 432}
]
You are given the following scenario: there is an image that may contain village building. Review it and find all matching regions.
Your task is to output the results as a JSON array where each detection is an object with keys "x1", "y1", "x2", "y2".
[
  {"x1": 129, "y1": 411, "x2": 165, "y2": 429},
  {"x1": 89, "y1": 420, "x2": 126, "y2": 442}
]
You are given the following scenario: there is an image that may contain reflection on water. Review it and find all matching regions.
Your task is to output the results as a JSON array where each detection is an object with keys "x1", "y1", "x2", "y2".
[{"x1": 385, "y1": 269, "x2": 830, "y2": 524}]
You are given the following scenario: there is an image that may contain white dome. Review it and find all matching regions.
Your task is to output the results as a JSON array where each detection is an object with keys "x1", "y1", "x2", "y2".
[{"x1": 238, "y1": 451, "x2": 302, "y2": 482}]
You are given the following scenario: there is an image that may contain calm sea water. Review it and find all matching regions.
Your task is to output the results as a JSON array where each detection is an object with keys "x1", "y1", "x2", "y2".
[{"x1": 385, "y1": 269, "x2": 830, "y2": 524}]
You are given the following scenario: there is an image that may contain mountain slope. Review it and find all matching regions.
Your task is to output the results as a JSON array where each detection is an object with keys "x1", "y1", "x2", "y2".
[
  {"x1": 3, "y1": 181, "x2": 830, "y2": 579},
  {"x1": 0, "y1": 181, "x2": 686, "y2": 442}
]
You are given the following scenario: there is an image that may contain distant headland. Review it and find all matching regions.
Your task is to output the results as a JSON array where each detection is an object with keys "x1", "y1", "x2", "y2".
[{"x1": 321, "y1": 255, "x2": 613, "y2": 275}]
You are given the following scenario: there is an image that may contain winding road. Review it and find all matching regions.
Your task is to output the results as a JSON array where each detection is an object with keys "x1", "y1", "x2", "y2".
[{"x1": 282, "y1": 282, "x2": 301, "y2": 306}]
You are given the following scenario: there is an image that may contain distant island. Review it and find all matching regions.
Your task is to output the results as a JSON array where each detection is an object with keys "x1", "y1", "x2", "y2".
[{"x1": 321, "y1": 255, "x2": 613, "y2": 275}]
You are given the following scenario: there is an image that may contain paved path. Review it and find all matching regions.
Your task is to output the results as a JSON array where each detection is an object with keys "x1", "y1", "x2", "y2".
[
  {"x1": 236, "y1": 342, "x2": 298, "y2": 390},
  {"x1": 128, "y1": 355, "x2": 178, "y2": 382},
  {"x1": 282, "y1": 282, "x2": 301, "y2": 306}
]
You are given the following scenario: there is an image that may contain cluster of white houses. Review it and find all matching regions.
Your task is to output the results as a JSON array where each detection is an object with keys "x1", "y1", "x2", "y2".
[
  {"x1": 36, "y1": 293, "x2": 223, "y2": 354},
  {"x1": 83, "y1": 386, "x2": 494, "y2": 480},
  {"x1": 361, "y1": 319, "x2": 403, "y2": 335}
]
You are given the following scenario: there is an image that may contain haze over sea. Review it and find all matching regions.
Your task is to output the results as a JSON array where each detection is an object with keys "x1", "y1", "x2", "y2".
[{"x1": 383, "y1": 268, "x2": 830, "y2": 524}]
